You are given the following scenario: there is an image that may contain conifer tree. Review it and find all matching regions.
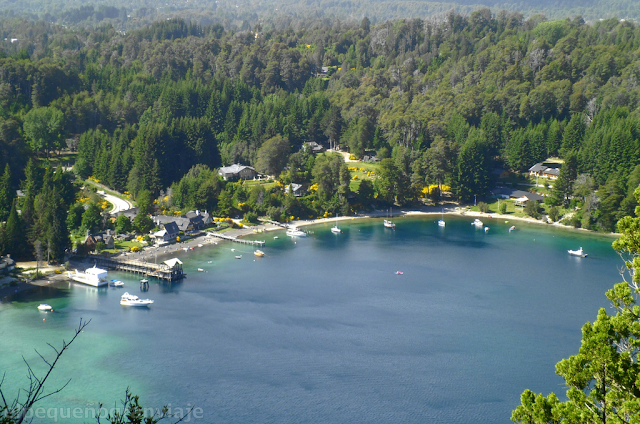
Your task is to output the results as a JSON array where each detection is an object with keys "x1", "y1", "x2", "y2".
[{"x1": 0, "y1": 163, "x2": 12, "y2": 221}]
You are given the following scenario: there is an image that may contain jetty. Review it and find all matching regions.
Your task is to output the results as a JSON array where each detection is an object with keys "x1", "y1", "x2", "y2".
[
  {"x1": 93, "y1": 257, "x2": 185, "y2": 282},
  {"x1": 206, "y1": 232, "x2": 265, "y2": 246}
]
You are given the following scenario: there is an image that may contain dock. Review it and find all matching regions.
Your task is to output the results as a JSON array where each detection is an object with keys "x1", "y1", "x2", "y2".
[
  {"x1": 206, "y1": 232, "x2": 265, "y2": 246},
  {"x1": 93, "y1": 257, "x2": 185, "y2": 282}
]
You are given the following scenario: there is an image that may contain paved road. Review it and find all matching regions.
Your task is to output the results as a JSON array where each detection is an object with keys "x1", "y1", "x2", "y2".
[{"x1": 100, "y1": 192, "x2": 133, "y2": 215}]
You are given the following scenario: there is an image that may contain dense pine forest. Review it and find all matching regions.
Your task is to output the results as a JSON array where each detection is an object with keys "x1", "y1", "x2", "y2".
[{"x1": 3, "y1": 10, "x2": 640, "y2": 259}]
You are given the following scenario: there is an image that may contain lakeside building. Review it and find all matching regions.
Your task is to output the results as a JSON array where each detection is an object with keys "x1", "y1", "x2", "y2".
[
  {"x1": 218, "y1": 164, "x2": 257, "y2": 181},
  {"x1": 491, "y1": 187, "x2": 544, "y2": 206},
  {"x1": 528, "y1": 163, "x2": 561, "y2": 180}
]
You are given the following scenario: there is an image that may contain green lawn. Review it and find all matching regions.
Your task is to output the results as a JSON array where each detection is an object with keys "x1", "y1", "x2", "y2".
[
  {"x1": 348, "y1": 162, "x2": 379, "y2": 192},
  {"x1": 243, "y1": 180, "x2": 277, "y2": 190}
]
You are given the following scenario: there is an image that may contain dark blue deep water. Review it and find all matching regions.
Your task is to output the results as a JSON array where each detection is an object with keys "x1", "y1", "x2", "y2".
[{"x1": 0, "y1": 216, "x2": 623, "y2": 423}]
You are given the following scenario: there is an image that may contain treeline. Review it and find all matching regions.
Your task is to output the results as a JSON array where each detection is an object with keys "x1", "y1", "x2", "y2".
[
  {"x1": 1, "y1": 0, "x2": 640, "y2": 32},
  {"x1": 2, "y1": 10, "x2": 640, "y2": 253}
]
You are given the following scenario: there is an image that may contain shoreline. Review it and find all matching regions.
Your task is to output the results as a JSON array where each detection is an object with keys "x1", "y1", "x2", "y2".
[{"x1": 3, "y1": 206, "x2": 617, "y2": 300}]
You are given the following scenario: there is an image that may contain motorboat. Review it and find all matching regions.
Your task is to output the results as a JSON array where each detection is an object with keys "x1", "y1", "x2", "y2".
[
  {"x1": 110, "y1": 280, "x2": 124, "y2": 287},
  {"x1": 207, "y1": 261, "x2": 212, "y2": 263},
  {"x1": 331, "y1": 225, "x2": 341, "y2": 234},
  {"x1": 383, "y1": 219, "x2": 396, "y2": 229},
  {"x1": 509, "y1": 225, "x2": 516, "y2": 232},
  {"x1": 120, "y1": 292, "x2": 154, "y2": 307},
  {"x1": 67, "y1": 265, "x2": 108, "y2": 287},
  {"x1": 286, "y1": 227, "x2": 306, "y2": 237},
  {"x1": 197, "y1": 268, "x2": 204, "y2": 272},
  {"x1": 568, "y1": 247, "x2": 587, "y2": 257},
  {"x1": 395, "y1": 271, "x2": 403, "y2": 275},
  {"x1": 254, "y1": 250, "x2": 265, "y2": 257},
  {"x1": 484, "y1": 227, "x2": 489, "y2": 232},
  {"x1": 231, "y1": 248, "x2": 236, "y2": 252},
  {"x1": 438, "y1": 219, "x2": 445, "y2": 227},
  {"x1": 273, "y1": 236, "x2": 279, "y2": 239},
  {"x1": 198, "y1": 244, "x2": 203, "y2": 247},
  {"x1": 472, "y1": 219, "x2": 483, "y2": 227},
  {"x1": 235, "y1": 255, "x2": 242, "y2": 259},
  {"x1": 37, "y1": 304, "x2": 52, "y2": 311}
]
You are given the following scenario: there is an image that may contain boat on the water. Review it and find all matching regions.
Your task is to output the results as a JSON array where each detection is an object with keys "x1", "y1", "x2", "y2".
[
  {"x1": 286, "y1": 227, "x2": 306, "y2": 237},
  {"x1": 197, "y1": 268, "x2": 204, "y2": 272},
  {"x1": 472, "y1": 218, "x2": 483, "y2": 227},
  {"x1": 140, "y1": 279, "x2": 149, "y2": 284},
  {"x1": 395, "y1": 271, "x2": 403, "y2": 275},
  {"x1": 273, "y1": 236, "x2": 279, "y2": 239},
  {"x1": 438, "y1": 219, "x2": 445, "y2": 227},
  {"x1": 120, "y1": 292, "x2": 154, "y2": 307},
  {"x1": 67, "y1": 265, "x2": 108, "y2": 287},
  {"x1": 37, "y1": 303, "x2": 52, "y2": 311},
  {"x1": 331, "y1": 215, "x2": 342, "y2": 234},
  {"x1": 568, "y1": 247, "x2": 588, "y2": 257},
  {"x1": 383, "y1": 219, "x2": 396, "y2": 229},
  {"x1": 235, "y1": 255, "x2": 242, "y2": 259},
  {"x1": 254, "y1": 250, "x2": 265, "y2": 257},
  {"x1": 110, "y1": 280, "x2": 124, "y2": 287},
  {"x1": 484, "y1": 227, "x2": 489, "y2": 232},
  {"x1": 509, "y1": 225, "x2": 516, "y2": 232}
]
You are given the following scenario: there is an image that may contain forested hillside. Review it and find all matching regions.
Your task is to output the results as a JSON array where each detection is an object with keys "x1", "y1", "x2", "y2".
[
  {"x1": 3, "y1": 10, "x2": 640, "y2": 259},
  {"x1": 0, "y1": 0, "x2": 639, "y2": 31}
]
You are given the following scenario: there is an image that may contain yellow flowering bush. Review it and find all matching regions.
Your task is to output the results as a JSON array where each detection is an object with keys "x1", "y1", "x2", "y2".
[
  {"x1": 349, "y1": 154, "x2": 356, "y2": 160},
  {"x1": 309, "y1": 183, "x2": 319, "y2": 192},
  {"x1": 130, "y1": 246, "x2": 140, "y2": 252},
  {"x1": 353, "y1": 175, "x2": 358, "y2": 180}
]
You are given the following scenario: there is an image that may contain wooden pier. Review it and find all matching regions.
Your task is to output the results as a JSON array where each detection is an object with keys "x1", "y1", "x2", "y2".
[
  {"x1": 207, "y1": 232, "x2": 265, "y2": 246},
  {"x1": 93, "y1": 257, "x2": 185, "y2": 282}
]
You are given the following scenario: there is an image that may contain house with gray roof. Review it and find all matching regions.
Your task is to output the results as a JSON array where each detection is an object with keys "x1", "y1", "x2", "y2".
[{"x1": 218, "y1": 164, "x2": 257, "y2": 181}]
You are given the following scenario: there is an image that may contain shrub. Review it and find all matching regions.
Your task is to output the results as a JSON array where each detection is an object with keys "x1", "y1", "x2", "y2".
[
  {"x1": 244, "y1": 211, "x2": 258, "y2": 224},
  {"x1": 548, "y1": 206, "x2": 560, "y2": 222},
  {"x1": 478, "y1": 202, "x2": 490, "y2": 213},
  {"x1": 499, "y1": 201, "x2": 507, "y2": 215},
  {"x1": 525, "y1": 201, "x2": 541, "y2": 219}
]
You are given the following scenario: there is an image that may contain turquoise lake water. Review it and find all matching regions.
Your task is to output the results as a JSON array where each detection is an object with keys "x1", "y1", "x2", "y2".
[{"x1": 0, "y1": 215, "x2": 624, "y2": 423}]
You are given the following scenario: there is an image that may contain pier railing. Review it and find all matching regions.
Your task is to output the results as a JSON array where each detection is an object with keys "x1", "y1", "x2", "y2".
[
  {"x1": 206, "y1": 232, "x2": 265, "y2": 246},
  {"x1": 92, "y1": 257, "x2": 185, "y2": 281}
]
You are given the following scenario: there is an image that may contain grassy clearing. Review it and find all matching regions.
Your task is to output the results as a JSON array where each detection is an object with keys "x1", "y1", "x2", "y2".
[
  {"x1": 244, "y1": 180, "x2": 277, "y2": 190},
  {"x1": 348, "y1": 162, "x2": 379, "y2": 192}
]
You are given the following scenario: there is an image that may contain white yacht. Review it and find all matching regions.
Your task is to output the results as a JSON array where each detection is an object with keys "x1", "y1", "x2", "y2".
[
  {"x1": 286, "y1": 227, "x2": 306, "y2": 237},
  {"x1": 472, "y1": 218, "x2": 483, "y2": 227},
  {"x1": 120, "y1": 292, "x2": 154, "y2": 307},
  {"x1": 37, "y1": 303, "x2": 52, "y2": 311},
  {"x1": 68, "y1": 265, "x2": 108, "y2": 287},
  {"x1": 568, "y1": 247, "x2": 587, "y2": 257},
  {"x1": 110, "y1": 280, "x2": 124, "y2": 287},
  {"x1": 254, "y1": 250, "x2": 265, "y2": 257},
  {"x1": 438, "y1": 219, "x2": 445, "y2": 227},
  {"x1": 383, "y1": 219, "x2": 395, "y2": 229}
]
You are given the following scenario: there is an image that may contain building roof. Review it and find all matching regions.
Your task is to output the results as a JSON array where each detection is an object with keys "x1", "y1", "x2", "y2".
[
  {"x1": 164, "y1": 258, "x2": 183, "y2": 268},
  {"x1": 543, "y1": 168, "x2": 560, "y2": 176},
  {"x1": 511, "y1": 190, "x2": 544, "y2": 202},
  {"x1": 285, "y1": 183, "x2": 303, "y2": 194},
  {"x1": 163, "y1": 222, "x2": 180, "y2": 235},
  {"x1": 218, "y1": 164, "x2": 256, "y2": 175},
  {"x1": 528, "y1": 163, "x2": 547, "y2": 173}
]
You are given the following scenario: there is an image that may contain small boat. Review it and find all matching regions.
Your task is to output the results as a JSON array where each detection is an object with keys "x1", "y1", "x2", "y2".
[
  {"x1": 198, "y1": 244, "x2": 203, "y2": 248},
  {"x1": 120, "y1": 292, "x2": 154, "y2": 307},
  {"x1": 383, "y1": 219, "x2": 396, "y2": 229},
  {"x1": 37, "y1": 303, "x2": 52, "y2": 311},
  {"x1": 438, "y1": 219, "x2": 445, "y2": 227},
  {"x1": 197, "y1": 268, "x2": 204, "y2": 272},
  {"x1": 484, "y1": 227, "x2": 489, "y2": 232},
  {"x1": 235, "y1": 255, "x2": 242, "y2": 259},
  {"x1": 568, "y1": 247, "x2": 587, "y2": 257},
  {"x1": 110, "y1": 280, "x2": 124, "y2": 287},
  {"x1": 273, "y1": 236, "x2": 279, "y2": 239},
  {"x1": 254, "y1": 250, "x2": 265, "y2": 257},
  {"x1": 331, "y1": 226, "x2": 341, "y2": 234},
  {"x1": 472, "y1": 218, "x2": 483, "y2": 227},
  {"x1": 286, "y1": 227, "x2": 306, "y2": 237},
  {"x1": 395, "y1": 271, "x2": 403, "y2": 275},
  {"x1": 509, "y1": 225, "x2": 516, "y2": 232},
  {"x1": 231, "y1": 248, "x2": 236, "y2": 252},
  {"x1": 207, "y1": 261, "x2": 212, "y2": 263}
]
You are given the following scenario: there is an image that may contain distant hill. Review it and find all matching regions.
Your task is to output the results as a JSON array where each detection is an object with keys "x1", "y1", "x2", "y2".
[{"x1": 0, "y1": 0, "x2": 637, "y2": 30}]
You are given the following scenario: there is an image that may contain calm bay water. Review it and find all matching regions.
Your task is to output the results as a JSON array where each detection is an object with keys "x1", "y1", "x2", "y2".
[{"x1": 0, "y1": 215, "x2": 623, "y2": 423}]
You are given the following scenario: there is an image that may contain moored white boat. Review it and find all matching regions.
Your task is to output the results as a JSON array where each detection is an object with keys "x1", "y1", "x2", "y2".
[
  {"x1": 120, "y1": 292, "x2": 154, "y2": 307},
  {"x1": 110, "y1": 280, "x2": 124, "y2": 287},
  {"x1": 197, "y1": 268, "x2": 204, "y2": 272},
  {"x1": 235, "y1": 255, "x2": 242, "y2": 259},
  {"x1": 254, "y1": 250, "x2": 265, "y2": 257},
  {"x1": 509, "y1": 225, "x2": 516, "y2": 232},
  {"x1": 286, "y1": 227, "x2": 306, "y2": 237},
  {"x1": 568, "y1": 247, "x2": 587, "y2": 257},
  {"x1": 383, "y1": 219, "x2": 395, "y2": 229},
  {"x1": 37, "y1": 303, "x2": 52, "y2": 311},
  {"x1": 472, "y1": 218, "x2": 483, "y2": 227},
  {"x1": 67, "y1": 265, "x2": 108, "y2": 287},
  {"x1": 438, "y1": 219, "x2": 445, "y2": 227}
]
